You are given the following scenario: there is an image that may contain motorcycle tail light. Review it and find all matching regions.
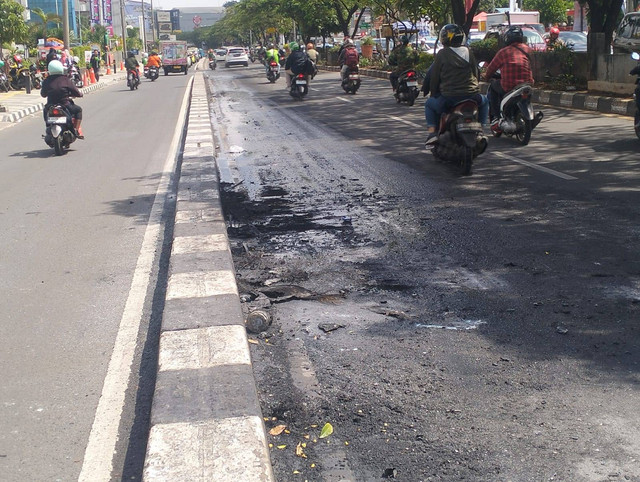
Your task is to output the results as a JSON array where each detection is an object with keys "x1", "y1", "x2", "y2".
[
  {"x1": 407, "y1": 71, "x2": 415, "y2": 78},
  {"x1": 297, "y1": 74, "x2": 305, "y2": 79},
  {"x1": 51, "y1": 108, "x2": 62, "y2": 116}
]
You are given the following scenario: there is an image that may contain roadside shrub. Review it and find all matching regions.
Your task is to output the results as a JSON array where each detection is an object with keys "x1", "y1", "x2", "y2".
[{"x1": 470, "y1": 37, "x2": 498, "y2": 63}]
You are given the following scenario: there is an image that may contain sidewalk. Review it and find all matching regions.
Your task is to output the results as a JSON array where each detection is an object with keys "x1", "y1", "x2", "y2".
[
  {"x1": 321, "y1": 65, "x2": 637, "y2": 117},
  {"x1": 0, "y1": 68, "x2": 127, "y2": 123}
]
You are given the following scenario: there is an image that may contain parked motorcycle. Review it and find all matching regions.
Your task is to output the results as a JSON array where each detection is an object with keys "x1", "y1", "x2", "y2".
[
  {"x1": 266, "y1": 61, "x2": 280, "y2": 83},
  {"x1": 489, "y1": 73, "x2": 543, "y2": 146},
  {"x1": 30, "y1": 64, "x2": 43, "y2": 90},
  {"x1": 394, "y1": 69, "x2": 419, "y2": 106},
  {"x1": 9, "y1": 63, "x2": 31, "y2": 93},
  {"x1": 289, "y1": 73, "x2": 309, "y2": 99},
  {"x1": 631, "y1": 52, "x2": 640, "y2": 139},
  {"x1": 341, "y1": 66, "x2": 361, "y2": 94},
  {"x1": 0, "y1": 61, "x2": 10, "y2": 92},
  {"x1": 127, "y1": 69, "x2": 140, "y2": 90},
  {"x1": 429, "y1": 99, "x2": 488, "y2": 176},
  {"x1": 148, "y1": 65, "x2": 159, "y2": 81},
  {"x1": 43, "y1": 104, "x2": 78, "y2": 156},
  {"x1": 209, "y1": 59, "x2": 217, "y2": 70}
]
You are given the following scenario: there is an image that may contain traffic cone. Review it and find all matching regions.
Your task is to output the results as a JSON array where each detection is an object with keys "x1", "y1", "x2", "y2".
[
  {"x1": 89, "y1": 68, "x2": 96, "y2": 83},
  {"x1": 83, "y1": 71, "x2": 89, "y2": 87},
  {"x1": 106, "y1": 64, "x2": 111, "y2": 75},
  {"x1": 120, "y1": 60, "x2": 125, "y2": 71}
]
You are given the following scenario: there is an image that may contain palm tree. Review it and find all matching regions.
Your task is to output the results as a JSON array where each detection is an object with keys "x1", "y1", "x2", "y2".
[{"x1": 29, "y1": 7, "x2": 62, "y2": 37}]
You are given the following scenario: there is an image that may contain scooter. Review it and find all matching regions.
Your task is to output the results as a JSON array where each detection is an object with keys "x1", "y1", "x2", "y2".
[
  {"x1": 631, "y1": 52, "x2": 640, "y2": 139},
  {"x1": 266, "y1": 61, "x2": 280, "y2": 83},
  {"x1": 209, "y1": 59, "x2": 217, "y2": 70},
  {"x1": 127, "y1": 69, "x2": 140, "y2": 90},
  {"x1": 394, "y1": 69, "x2": 419, "y2": 106},
  {"x1": 43, "y1": 104, "x2": 78, "y2": 156},
  {"x1": 69, "y1": 64, "x2": 84, "y2": 88},
  {"x1": 0, "y1": 61, "x2": 10, "y2": 92},
  {"x1": 489, "y1": 74, "x2": 543, "y2": 146},
  {"x1": 148, "y1": 65, "x2": 159, "y2": 81},
  {"x1": 9, "y1": 63, "x2": 31, "y2": 93},
  {"x1": 341, "y1": 66, "x2": 361, "y2": 94},
  {"x1": 429, "y1": 98, "x2": 488, "y2": 176},
  {"x1": 289, "y1": 73, "x2": 308, "y2": 99},
  {"x1": 30, "y1": 64, "x2": 43, "y2": 89}
]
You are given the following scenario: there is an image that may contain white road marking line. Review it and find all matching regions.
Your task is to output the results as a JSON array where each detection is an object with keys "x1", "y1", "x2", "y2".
[
  {"x1": 336, "y1": 96, "x2": 354, "y2": 103},
  {"x1": 166, "y1": 270, "x2": 238, "y2": 300},
  {"x1": 158, "y1": 325, "x2": 251, "y2": 372},
  {"x1": 494, "y1": 151, "x2": 578, "y2": 180},
  {"x1": 172, "y1": 234, "x2": 228, "y2": 255},
  {"x1": 78, "y1": 76, "x2": 195, "y2": 482},
  {"x1": 144, "y1": 417, "x2": 273, "y2": 481},
  {"x1": 388, "y1": 114, "x2": 423, "y2": 129}
]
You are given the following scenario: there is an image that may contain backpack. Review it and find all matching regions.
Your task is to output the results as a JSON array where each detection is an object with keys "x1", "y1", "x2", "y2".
[{"x1": 345, "y1": 48, "x2": 359, "y2": 67}]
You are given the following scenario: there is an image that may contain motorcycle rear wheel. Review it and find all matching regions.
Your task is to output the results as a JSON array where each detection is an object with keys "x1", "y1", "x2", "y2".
[
  {"x1": 515, "y1": 112, "x2": 532, "y2": 146},
  {"x1": 54, "y1": 136, "x2": 64, "y2": 156}
]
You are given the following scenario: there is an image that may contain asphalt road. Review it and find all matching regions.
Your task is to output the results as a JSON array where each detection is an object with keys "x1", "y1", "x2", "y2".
[
  {"x1": 207, "y1": 64, "x2": 640, "y2": 480},
  {"x1": 0, "y1": 71, "x2": 190, "y2": 481}
]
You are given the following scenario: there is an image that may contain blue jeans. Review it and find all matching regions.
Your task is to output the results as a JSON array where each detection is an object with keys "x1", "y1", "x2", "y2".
[{"x1": 425, "y1": 94, "x2": 489, "y2": 128}]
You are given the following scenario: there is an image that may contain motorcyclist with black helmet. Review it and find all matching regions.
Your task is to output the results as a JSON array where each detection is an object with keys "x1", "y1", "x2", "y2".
[
  {"x1": 124, "y1": 51, "x2": 140, "y2": 82},
  {"x1": 484, "y1": 25, "x2": 534, "y2": 130},
  {"x1": 388, "y1": 35, "x2": 419, "y2": 90},
  {"x1": 424, "y1": 24, "x2": 488, "y2": 145}
]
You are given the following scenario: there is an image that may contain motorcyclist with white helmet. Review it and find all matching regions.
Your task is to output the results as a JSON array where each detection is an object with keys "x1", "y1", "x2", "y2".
[{"x1": 40, "y1": 59, "x2": 84, "y2": 138}]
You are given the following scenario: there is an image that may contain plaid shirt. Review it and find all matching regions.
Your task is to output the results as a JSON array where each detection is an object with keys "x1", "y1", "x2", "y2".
[{"x1": 485, "y1": 44, "x2": 534, "y2": 92}]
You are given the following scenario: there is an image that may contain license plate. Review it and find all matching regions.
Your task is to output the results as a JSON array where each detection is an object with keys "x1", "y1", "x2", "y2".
[
  {"x1": 271, "y1": 67, "x2": 278, "y2": 71},
  {"x1": 457, "y1": 122, "x2": 482, "y2": 132},
  {"x1": 349, "y1": 75, "x2": 359, "y2": 80},
  {"x1": 296, "y1": 80, "x2": 307, "y2": 85},
  {"x1": 48, "y1": 117, "x2": 67, "y2": 124},
  {"x1": 172, "y1": 66, "x2": 181, "y2": 70},
  {"x1": 406, "y1": 81, "x2": 417, "y2": 87}
]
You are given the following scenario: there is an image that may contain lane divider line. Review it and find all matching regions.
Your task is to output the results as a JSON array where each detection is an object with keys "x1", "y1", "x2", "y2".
[{"x1": 494, "y1": 151, "x2": 578, "y2": 180}]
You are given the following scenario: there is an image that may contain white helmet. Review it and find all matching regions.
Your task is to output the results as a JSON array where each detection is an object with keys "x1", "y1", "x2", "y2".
[
  {"x1": 73, "y1": 56, "x2": 79, "y2": 63},
  {"x1": 48, "y1": 60, "x2": 64, "y2": 75}
]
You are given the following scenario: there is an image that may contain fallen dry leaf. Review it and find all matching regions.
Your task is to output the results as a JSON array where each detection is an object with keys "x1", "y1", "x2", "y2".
[{"x1": 269, "y1": 424, "x2": 287, "y2": 436}]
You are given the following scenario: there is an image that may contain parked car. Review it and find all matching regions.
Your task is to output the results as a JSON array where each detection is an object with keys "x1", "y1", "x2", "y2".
[
  {"x1": 543, "y1": 31, "x2": 588, "y2": 52},
  {"x1": 613, "y1": 12, "x2": 640, "y2": 54},
  {"x1": 225, "y1": 47, "x2": 249, "y2": 67}
]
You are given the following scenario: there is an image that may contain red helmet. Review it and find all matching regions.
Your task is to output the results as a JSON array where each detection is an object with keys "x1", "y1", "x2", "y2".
[
  {"x1": 13, "y1": 54, "x2": 22, "y2": 63},
  {"x1": 550, "y1": 27, "x2": 560, "y2": 38}
]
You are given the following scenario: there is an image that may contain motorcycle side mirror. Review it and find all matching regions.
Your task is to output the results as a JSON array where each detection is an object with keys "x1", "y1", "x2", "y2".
[
  {"x1": 478, "y1": 61, "x2": 486, "y2": 68},
  {"x1": 632, "y1": 52, "x2": 640, "y2": 61}
]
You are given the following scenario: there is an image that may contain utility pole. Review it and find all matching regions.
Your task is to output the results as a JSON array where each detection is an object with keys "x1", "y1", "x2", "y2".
[
  {"x1": 141, "y1": 0, "x2": 146, "y2": 52},
  {"x1": 120, "y1": 0, "x2": 127, "y2": 55},
  {"x1": 150, "y1": 0, "x2": 156, "y2": 43},
  {"x1": 62, "y1": 0, "x2": 70, "y2": 49}
]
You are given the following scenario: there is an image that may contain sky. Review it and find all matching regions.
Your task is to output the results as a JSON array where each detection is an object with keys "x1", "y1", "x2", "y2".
[{"x1": 155, "y1": 0, "x2": 227, "y2": 9}]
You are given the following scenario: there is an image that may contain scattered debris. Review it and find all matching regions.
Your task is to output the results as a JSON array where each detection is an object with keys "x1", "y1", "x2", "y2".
[
  {"x1": 319, "y1": 422, "x2": 334, "y2": 439},
  {"x1": 318, "y1": 323, "x2": 345, "y2": 333},
  {"x1": 556, "y1": 326, "x2": 569, "y2": 335},
  {"x1": 269, "y1": 425, "x2": 287, "y2": 436},
  {"x1": 415, "y1": 319, "x2": 486, "y2": 330},
  {"x1": 245, "y1": 310, "x2": 272, "y2": 334},
  {"x1": 382, "y1": 468, "x2": 398, "y2": 478}
]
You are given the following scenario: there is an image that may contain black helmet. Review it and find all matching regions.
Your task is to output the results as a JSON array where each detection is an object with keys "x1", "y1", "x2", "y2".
[
  {"x1": 401, "y1": 35, "x2": 410, "y2": 45},
  {"x1": 504, "y1": 26, "x2": 524, "y2": 45},
  {"x1": 127, "y1": 51, "x2": 135, "y2": 57},
  {"x1": 439, "y1": 24, "x2": 465, "y2": 47}
]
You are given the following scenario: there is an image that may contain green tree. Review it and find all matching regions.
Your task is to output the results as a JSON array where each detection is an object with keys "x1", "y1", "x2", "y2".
[
  {"x1": 0, "y1": 0, "x2": 29, "y2": 56},
  {"x1": 523, "y1": 0, "x2": 570, "y2": 26},
  {"x1": 29, "y1": 7, "x2": 62, "y2": 36},
  {"x1": 582, "y1": 0, "x2": 624, "y2": 51}
]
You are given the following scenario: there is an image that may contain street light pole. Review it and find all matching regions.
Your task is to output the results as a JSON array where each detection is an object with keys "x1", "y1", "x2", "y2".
[
  {"x1": 120, "y1": 0, "x2": 127, "y2": 55},
  {"x1": 141, "y1": 0, "x2": 145, "y2": 52},
  {"x1": 150, "y1": 0, "x2": 156, "y2": 43}
]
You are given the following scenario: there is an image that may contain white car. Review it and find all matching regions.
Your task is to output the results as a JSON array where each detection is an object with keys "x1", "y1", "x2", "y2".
[
  {"x1": 225, "y1": 47, "x2": 249, "y2": 68},
  {"x1": 214, "y1": 48, "x2": 228, "y2": 62}
]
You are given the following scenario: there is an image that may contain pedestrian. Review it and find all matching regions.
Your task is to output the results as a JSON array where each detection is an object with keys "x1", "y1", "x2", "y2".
[
  {"x1": 46, "y1": 48, "x2": 58, "y2": 66},
  {"x1": 90, "y1": 50, "x2": 101, "y2": 81}
]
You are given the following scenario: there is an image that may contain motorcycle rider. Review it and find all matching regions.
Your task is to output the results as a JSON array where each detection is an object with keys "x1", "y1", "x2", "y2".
[
  {"x1": 484, "y1": 26, "x2": 534, "y2": 131},
  {"x1": 424, "y1": 24, "x2": 489, "y2": 145},
  {"x1": 388, "y1": 35, "x2": 419, "y2": 91},
  {"x1": 546, "y1": 26, "x2": 565, "y2": 51},
  {"x1": 40, "y1": 59, "x2": 84, "y2": 138},
  {"x1": 306, "y1": 42, "x2": 319, "y2": 78},
  {"x1": 338, "y1": 39, "x2": 359, "y2": 82},
  {"x1": 284, "y1": 42, "x2": 309, "y2": 88},
  {"x1": 147, "y1": 51, "x2": 162, "y2": 69},
  {"x1": 46, "y1": 47, "x2": 59, "y2": 66},
  {"x1": 124, "y1": 51, "x2": 140, "y2": 83},
  {"x1": 265, "y1": 43, "x2": 280, "y2": 74}
]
